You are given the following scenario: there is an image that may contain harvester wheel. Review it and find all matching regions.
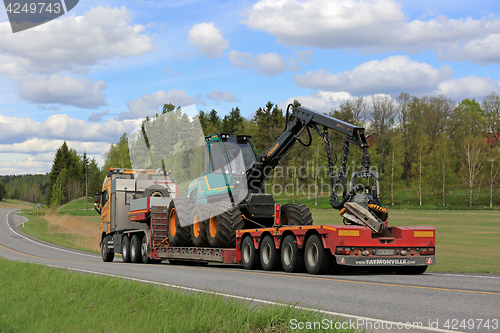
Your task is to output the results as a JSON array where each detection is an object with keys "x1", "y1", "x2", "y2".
[
  {"x1": 281, "y1": 235, "x2": 305, "y2": 273},
  {"x1": 143, "y1": 185, "x2": 168, "y2": 198},
  {"x1": 281, "y1": 204, "x2": 313, "y2": 226},
  {"x1": 141, "y1": 234, "x2": 151, "y2": 264},
  {"x1": 167, "y1": 198, "x2": 195, "y2": 247},
  {"x1": 190, "y1": 204, "x2": 210, "y2": 247},
  {"x1": 304, "y1": 234, "x2": 332, "y2": 275},
  {"x1": 207, "y1": 202, "x2": 244, "y2": 248},
  {"x1": 130, "y1": 234, "x2": 142, "y2": 263},
  {"x1": 241, "y1": 236, "x2": 260, "y2": 270},
  {"x1": 260, "y1": 235, "x2": 281, "y2": 271},
  {"x1": 122, "y1": 235, "x2": 131, "y2": 263},
  {"x1": 101, "y1": 236, "x2": 114, "y2": 262}
]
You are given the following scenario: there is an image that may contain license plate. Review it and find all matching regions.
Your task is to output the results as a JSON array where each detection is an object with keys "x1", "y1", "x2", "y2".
[{"x1": 376, "y1": 249, "x2": 395, "y2": 256}]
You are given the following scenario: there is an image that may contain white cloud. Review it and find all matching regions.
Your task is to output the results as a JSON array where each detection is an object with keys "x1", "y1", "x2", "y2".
[
  {"x1": 435, "y1": 76, "x2": 500, "y2": 101},
  {"x1": 17, "y1": 74, "x2": 107, "y2": 109},
  {"x1": 443, "y1": 33, "x2": 500, "y2": 66},
  {"x1": 120, "y1": 89, "x2": 206, "y2": 119},
  {"x1": 290, "y1": 50, "x2": 314, "y2": 72},
  {"x1": 188, "y1": 22, "x2": 229, "y2": 58},
  {"x1": 205, "y1": 90, "x2": 240, "y2": 103},
  {"x1": 228, "y1": 50, "x2": 287, "y2": 77},
  {"x1": 88, "y1": 110, "x2": 112, "y2": 122},
  {"x1": 294, "y1": 55, "x2": 453, "y2": 95},
  {"x1": 280, "y1": 91, "x2": 355, "y2": 113},
  {"x1": 243, "y1": 0, "x2": 500, "y2": 64}
]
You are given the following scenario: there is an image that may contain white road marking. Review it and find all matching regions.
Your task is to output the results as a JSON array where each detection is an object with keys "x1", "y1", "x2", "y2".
[
  {"x1": 5, "y1": 210, "x2": 97, "y2": 258},
  {"x1": 428, "y1": 272, "x2": 500, "y2": 279},
  {"x1": 45, "y1": 264, "x2": 463, "y2": 333}
]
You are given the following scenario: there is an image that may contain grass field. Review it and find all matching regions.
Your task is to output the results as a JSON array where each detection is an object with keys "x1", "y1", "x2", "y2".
[
  {"x1": 0, "y1": 257, "x2": 348, "y2": 333},
  {"x1": 311, "y1": 209, "x2": 500, "y2": 274}
]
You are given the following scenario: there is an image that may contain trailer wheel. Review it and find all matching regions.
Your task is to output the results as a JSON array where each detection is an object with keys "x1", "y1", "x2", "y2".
[
  {"x1": 395, "y1": 265, "x2": 428, "y2": 275},
  {"x1": 143, "y1": 185, "x2": 168, "y2": 198},
  {"x1": 101, "y1": 236, "x2": 114, "y2": 262},
  {"x1": 130, "y1": 234, "x2": 142, "y2": 263},
  {"x1": 141, "y1": 235, "x2": 151, "y2": 264},
  {"x1": 122, "y1": 235, "x2": 131, "y2": 263},
  {"x1": 168, "y1": 198, "x2": 194, "y2": 247},
  {"x1": 207, "y1": 202, "x2": 244, "y2": 248},
  {"x1": 304, "y1": 234, "x2": 332, "y2": 275},
  {"x1": 281, "y1": 204, "x2": 313, "y2": 226},
  {"x1": 190, "y1": 204, "x2": 210, "y2": 247},
  {"x1": 260, "y1": 235, "x2": 281, "y2": 271},
  {"x1": 241, "y1": 236, "x2": 260, "y2": 270},
  {"x1": 281, "y1": 235, "x2": 305, "y2": 273}
]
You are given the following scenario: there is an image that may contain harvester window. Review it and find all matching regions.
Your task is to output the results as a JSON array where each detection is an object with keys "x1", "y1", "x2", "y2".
[{"x1": 209, "y1": 142, "x2": 227, "y2": 174}]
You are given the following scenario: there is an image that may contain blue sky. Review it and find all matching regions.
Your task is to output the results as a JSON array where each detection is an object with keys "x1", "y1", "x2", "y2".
[{"x1": 0, "y1": 0, "x2": 499, "y2": 174}]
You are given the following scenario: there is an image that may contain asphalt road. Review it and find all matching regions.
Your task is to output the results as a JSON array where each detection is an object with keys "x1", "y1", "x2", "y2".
[{"x1": 1, "y1": 208, "x2": 499, "y2": 333}]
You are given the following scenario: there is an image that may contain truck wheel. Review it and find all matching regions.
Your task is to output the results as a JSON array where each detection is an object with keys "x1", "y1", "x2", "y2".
[
  {"x1": 141, "y1": 235, "x2": 151, "y2": 264},
  {"x1": 122, "y1": 235, "x2": 131, "y2": 263},
  {"x1": 260, "y1": 235, "x2": 281, "y2": 271},
  {"x1": 190, "y1": 204, "x2": 210, "y2": 247},
  {"x1": 130, "y1": 234, "x2": 142, "y2": 263},
  {"x1": 395, "y1": 266, "x2": 428, "y2": 275},
  {"x1": 241, "y1": 236, "x2": 260, "y2": 270},
  {"x1": 207, "y1": 202, "x2": 244, "y2": 248},
  {"x1": 281, "y1": 235, "x2": 305, "y2": 273},
  {"x1": 281, "y1": 204, "x2": 313, "y2": 226},
  {"x1": 168, "y1": 198, "x2": 195, "y2": 247},
  {"x1": 143, "y1": 185, "x2": 168, "y2": 198},
  {"x1": 304, "y1": 234, "x2": 331, "y2": 275},
  {"x1": 101, "y1": 236, "x2": 114, "y2": 262}
]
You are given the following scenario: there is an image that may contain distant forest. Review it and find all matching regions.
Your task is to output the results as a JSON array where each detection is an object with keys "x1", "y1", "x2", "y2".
[{"x1": 1, "y1": 91, "x2": 499, "y2": 208}]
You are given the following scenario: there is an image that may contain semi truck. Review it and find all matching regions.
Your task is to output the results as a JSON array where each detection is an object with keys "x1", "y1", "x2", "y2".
[{"x1": 95, "y1": 104, "x2": 436, "y2": 275}]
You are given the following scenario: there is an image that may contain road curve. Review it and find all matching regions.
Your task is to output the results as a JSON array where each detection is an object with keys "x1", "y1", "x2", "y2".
[{"x1": 1, "y1": 208, "x2": 499, "y2": 333}]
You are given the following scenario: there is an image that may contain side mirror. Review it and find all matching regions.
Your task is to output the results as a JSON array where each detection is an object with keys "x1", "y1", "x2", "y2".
[{"x1": 94, "y1": 193, "x2": 101, "y2": 215}]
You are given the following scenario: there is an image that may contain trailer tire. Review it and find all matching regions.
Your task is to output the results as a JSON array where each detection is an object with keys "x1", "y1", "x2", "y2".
[
  {"x1": 168, "y1": 199, "x2": 195, "y2": 247},
  {"x1": 122, "y1": 235, "x2": 131, "y2": 263},
  {"x1": 281, "y1": 235, "x2": 305, "y2": 273},
  {"x1": 190, "y1": 204, "x2": 210, "y2": 247},
  {"x1": 304, "y1": 234, "x2": 331, "y2": 275},
  {"x1": 281, "y1": 204, "x2": 313, "y2": 226},
  {"x1": 141, "y1": 235, "x2": 151, "y2": 264},
  {"x1": 101, "y1": 236, "x2": 114, "y2": 262},
  {"x1": 260, "y1": 235, "x2": 281, "y2": 271},
  {"x1": 130, "y1": 234, "x2": 142, "y2": 263},
  {"x1": 207, "y1": 202, "x2": 244, "y2": 248},
  {"x1": 143, "y1": 185, "x2": 169, "y2": 198},
  {"x1": 241, "y1": 236, "x2": 260, "y2": 270}
]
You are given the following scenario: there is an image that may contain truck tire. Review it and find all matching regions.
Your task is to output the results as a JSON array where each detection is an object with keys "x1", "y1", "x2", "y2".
[
  {"x1": 130, "y1": 234, "x2": 142, "y2": 263},
  {"x1": 260, "y1": 235, "x2": 281, "y2": 271},
  {"x1": 101, "y1": 235, "x2": 114, "y2": 262},
  {"x1": 168, "y1": 198, "x2": 194, "y2": 247},
  {"x1": 281, "y1": 204, "x2": 313, "y2": 226},
  {"x1": 190, "y1": 204, "x2": 210, "y2": 247},
  {"x1": 304, "y1": 234, "x2": 331, "y2": 275},
  {"x1": 207, "y1": 202, "x2": 244, "y2": 248},
  {"x1": 141, "y1": 234, "x2": 151, "y2": 264},
  {"x1": 241, "y1": 236, "x2": 260, "y2": 270},
  {"x1": 281, "y1": 235, "x2": 305, "y2": 273},
  {"x1": 143, "y1": 185, "x2": 169, "y2": 198},
  {"x1": 122, "y1": 235, "x2": 131, "y2": 263}
]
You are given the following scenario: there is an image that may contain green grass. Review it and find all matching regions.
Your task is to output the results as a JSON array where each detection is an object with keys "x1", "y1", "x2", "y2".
[
  {"x1": 0, "y1": 257, "x2": 352, "y2": 333},
  {"x1": 311, "y1": 209, "x2": 500, "y2": 274},
  {"x1": 58, "y1": 197, "x2": 97, "y2": 216}
]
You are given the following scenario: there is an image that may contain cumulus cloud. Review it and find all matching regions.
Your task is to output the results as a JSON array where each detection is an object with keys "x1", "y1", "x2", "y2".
[
  {"x1": 243, "y1": 0, "x2": 500, "y2": 64},
  {"x1": 17, "y1": 74, "x2": 107, "y2": 109},
  {"x1": 205, "y1": 90, "x2": 240, "y2": 103},
  {"x1": 120, "y1": 89, "x2": 206, "y2": 119},
  {"x1": 294, "y1": 55, "x2": 453, "y2": 95},
  {"x1": 290, "y1": 50, "x2": 314, "y2": 72},
  {"x1": 280, "y1": 91, "x2": 355, "y2": 113},
  {"x1": 435, "y1": 76, "x2": 500, "y2": 101},
  {"x1": 188, "y1": 22, "x2": 229, "y2": 58},
  {"x1": 88, "y1": 110, "x2": 112, "y2": 122},
  {"x1": 228, "y1": 50, "x2": 287, "y2": 77}
]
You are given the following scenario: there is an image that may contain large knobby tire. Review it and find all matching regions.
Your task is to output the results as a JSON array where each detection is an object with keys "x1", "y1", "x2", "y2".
[
  {"x1": 101, "y1": 235, "x2": 114, "y2": 262},
  {"x1": 190, "y1": 204, "x2": 210, "y2": 247},
  {"x1": 143, "y1": 185, "x2": 169, "y2": 198},
  {"x1": 130, "y1": 234, "x2": 142, "y2": 263},
  {"x1": 241, "y1": 236, "x2": 260, "y2": 270},
  {"x1": 281, "y1": 235, "x2": 305, "y2": 273},
  {"x1": 168, "y1": 198, "x2": 195, "y2": 247},
  {"x1": 304, "y1": 234, "x2": 332, "y2": 275},
  {"x1": 260, "y1": 235, "x2": 281, "y2": 271},
  {"x1": 281, "y1": 204, "x2": 313, "y2": 226},
  {"x1": 207, "y1": 202, "x2": 244, "y2": 248},
  {"x1": 122, "y1": 235, "x2": 131, "y2": 263},
  {"x1": 141, "y1": 234, "x2": 151, "y2": 264}
]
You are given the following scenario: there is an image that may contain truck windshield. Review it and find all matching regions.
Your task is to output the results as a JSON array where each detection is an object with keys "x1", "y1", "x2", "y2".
[{"x1": 225, "y1": 142, "x2": 256, "y2": 174}]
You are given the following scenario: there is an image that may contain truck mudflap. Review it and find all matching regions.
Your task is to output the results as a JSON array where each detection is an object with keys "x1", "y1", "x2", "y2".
[{"x1": 336, "y1": 256, "x2": 436, "y2": 266}]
